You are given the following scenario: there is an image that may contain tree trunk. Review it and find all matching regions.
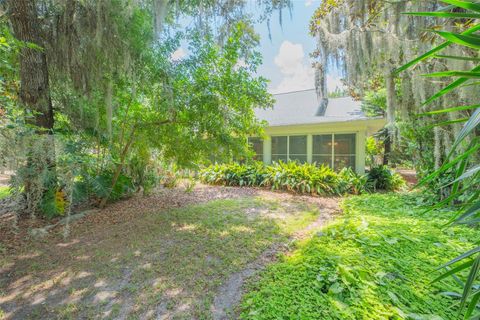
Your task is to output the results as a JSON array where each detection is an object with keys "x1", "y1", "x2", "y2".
[
  {"x1": 384, "y1": 68, "x2": 396, "y2": 166},
  {"x1": 8, "y1": 0, "x2": 56, "y2": 215},
  {"x1": 383, "y1": 134, "x2": 391, "y2": 166},
  {"x1": 8, "y1": 0, "x2": 54, "y2": 131}
]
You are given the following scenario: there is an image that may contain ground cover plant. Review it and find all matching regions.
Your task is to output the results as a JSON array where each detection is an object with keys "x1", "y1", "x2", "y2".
[
  {"x1": 240, "y1": 193, "x2": 478, "y2": 319},
  {"x1": 0, "y1": 186, "x2": 9, "y2": 200},
  {"x1": 200, "y1": 161, "x2": 405, "y2": 196}
]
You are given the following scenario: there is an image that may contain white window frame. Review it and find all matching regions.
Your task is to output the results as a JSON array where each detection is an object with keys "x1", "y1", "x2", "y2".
[
  {"x1": 312, "y1": 133, "x2": 356, "y2": 170},
  {"x1": 271, "y1": 135, "x2": 307, "y2": 163}
]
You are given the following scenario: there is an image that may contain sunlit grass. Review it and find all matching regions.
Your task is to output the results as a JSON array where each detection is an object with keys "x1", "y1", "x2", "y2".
[
  {"x1": 240, "y1": 193, "x2": 478, "y2": 319},
  {"x1": 0, "y1": 186, "x2": 9, "y2": 200},
  {"x1": 2, "y1": 195, "x2": 322, "y2": 319}
]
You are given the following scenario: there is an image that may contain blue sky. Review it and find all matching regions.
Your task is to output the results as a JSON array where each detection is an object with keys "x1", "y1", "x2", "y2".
[
  {"x1": 251, "y1": 0, "x2": 343, "y2": 94},
  {"x1": 170, "y1": 0, "x2": 343, "y2": 94}
]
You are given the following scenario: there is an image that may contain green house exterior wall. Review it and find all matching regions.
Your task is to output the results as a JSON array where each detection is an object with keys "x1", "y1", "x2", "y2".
[{"x1": 259, "y1": 118, "x2": 386, "y2": 175}]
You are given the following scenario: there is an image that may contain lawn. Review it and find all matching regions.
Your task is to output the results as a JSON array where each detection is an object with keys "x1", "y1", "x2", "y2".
[
  {"x1": 0, "y1": 186, "x2": 9, "y2": 200},
  {"x1": 240, "y1": 193, "x2": 478, "y2": 319},
  {"x1": 2, "y1": 188, "x2": 476, "y2": 319},
  {"x1": 0, "y1": 186, "x2": 336, "y2": 319}
]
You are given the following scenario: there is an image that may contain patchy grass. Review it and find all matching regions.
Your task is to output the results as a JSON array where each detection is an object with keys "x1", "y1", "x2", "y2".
[
  {"x1": 240, "y1": 193, "x2": 478, "y2": 319},
  {"x1": 0, "y1": 186, "x2": 9, "y2": 200},
  {"x1": 0, "y1": 190, "x2": 333, "y2": 319}
]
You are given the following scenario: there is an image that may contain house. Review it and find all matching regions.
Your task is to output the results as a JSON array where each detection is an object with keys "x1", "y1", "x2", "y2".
[{"x1": 251, "y1": 89, "x2": 386, "y2": 174}]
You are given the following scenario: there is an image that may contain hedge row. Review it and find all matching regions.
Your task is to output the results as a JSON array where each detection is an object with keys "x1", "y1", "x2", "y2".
[{"x1": 199, "y1": 161, "x2": 405, "y2": 196}]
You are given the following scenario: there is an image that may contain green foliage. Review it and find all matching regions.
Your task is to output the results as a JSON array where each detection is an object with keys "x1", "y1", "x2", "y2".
[
  {"x1": 361, "y1": 88, "x2": 386, "y2": 117},
  {"x1": 0, "y1": 186, "x2": 10, "y2": 200},
  {"x1": 365, "y1": 136, "x2": 383, "y2": 167},
  {"x1": 398, "y1": 3, "x2": 480, "y2": 317},
  {"x1": 240, "y1": 194, "x2": 477, "y2": 319},
  {"x1": 200, "y1": 161, "x2": 405, "y2": 196},
  {"x1": 2, "y1": 2, "x2": 276, "y2": 217},
  {"x1": 337, "y1": 167, "x2": 369, "y2": 195},
  {"x1": 366, "y1": 165, "x2": 406, "y2": 192}
]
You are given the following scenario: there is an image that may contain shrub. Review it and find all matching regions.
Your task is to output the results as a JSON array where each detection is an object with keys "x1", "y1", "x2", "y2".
[
  {"x1": 200, "y1": 161, "x2": 403, "y2": 196},
  {"x1": 338, "y1": 167, "x2": 370, "y2": 195},
  {"x1": 264, "y1": 162, "x2": 339, "y2": 195},
  {"x1": 366, "y1": 165, "x2": 405, "y2": 191}
]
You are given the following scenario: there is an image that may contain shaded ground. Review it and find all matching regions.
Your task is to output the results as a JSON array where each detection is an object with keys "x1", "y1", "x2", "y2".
[
  {"x1": 0, "y1": 184, "x2": 339, "y2": 319},
  {"x1": 395, "y1": 168, "x2": 417, "y2": 186},
  {"x1": 0, "y1": 173, "x2": 11, "y2": 187}
]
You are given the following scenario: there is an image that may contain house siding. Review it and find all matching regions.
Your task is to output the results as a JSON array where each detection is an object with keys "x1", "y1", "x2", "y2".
[{"x1": 257, "y1": 118, "x2": 386, "y2": 174}]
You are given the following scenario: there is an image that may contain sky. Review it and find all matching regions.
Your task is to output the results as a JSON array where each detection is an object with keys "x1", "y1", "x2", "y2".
[
  {"x1": 251, "y1": 0, "x2": 343, "y2": 94},
  {"x1": 170, "y1": 0, "x2": 344, "y2": 94}
]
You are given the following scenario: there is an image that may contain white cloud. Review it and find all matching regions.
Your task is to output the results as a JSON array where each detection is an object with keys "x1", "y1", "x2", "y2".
[
  {"x1": 170, "y1": 47, "x2": 187, "y2": 61},
  {"x1": 271, "y1": 40, "x2": 345, "y2": 94},
  {"x1": 271, "y1": 41, "x2": 315, "y2": 94},
  {"x1": 305, "y1": 0, "x2": 314, "y2": 7}
]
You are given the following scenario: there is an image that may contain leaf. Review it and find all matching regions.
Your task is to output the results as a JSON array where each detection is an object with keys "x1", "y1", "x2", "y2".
[
  {"x1": 433, "y1": 259, "x2": 474, "y2": 283},
  {"x1": 448, "y1": 165, "x2": 480, "y2": 186},
  {"x1": 419, "y1": 104, "x2": 480, "y2": 116},
  {"x1": 440, "y1": 0, "x2": 480, "y2": 12},
  {"x1": 328, "y1": 282, "x2": 343, "y2": 295},
  {"x1": 454, "y1": 200, "x2": 480, "y2": 224},
  {"x1": 449, "y1": 109, "x2": 480, "y2": 155},
  {"x1": 387, "y1": 291, "x2": 400, "y2": 305},
  {"x1": 404, "y1": 12, "x2": 480, "y2": 19},
  {"x1": 418, "y1": 143, "x2": 480, "y2": 187},
  {"x1": 434, "y1": 31, "x2": 480, "y2": 50},
  {"x1": 423, "y1": 66, "x2": 480, "y2": 106},
  {"x1": 385, "y1": 237, "x2": 399, "y2": 245},
  {"x1": 438, "y1": 246, "x2": 480, "y2": 269},
  {"x1": 465, "y1": 290, "x2": 480, "y2": 319},
  {"x1": 394, "y1": 24, "x2": 480, "y2": 74},
  {"x1": 422, "y1": 71, "x2": 480, "y2": 78},
  {"x1": 434, "y1": 54, "x2": 480, "y2": 62},
  {"x1": 459, "y1": 254, "x2": 480, "y2": 314},
  {"x1": 424, "y1": 118, "x2": 469, "y2": 129}
]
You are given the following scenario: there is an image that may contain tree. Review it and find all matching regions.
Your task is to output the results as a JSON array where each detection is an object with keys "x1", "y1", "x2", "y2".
[
  {"x1": 309, "y1": 0, "x2": 480, "y2": 172},
  {"x1": 3, "y1": 0, "x2": 287, "y2": 217},
  {"x1": 396, "y1": 2, "x2": 479, "y2": 317},
  {"x1": 7, "y1": 0, "x2": 56, "y2": 215}
]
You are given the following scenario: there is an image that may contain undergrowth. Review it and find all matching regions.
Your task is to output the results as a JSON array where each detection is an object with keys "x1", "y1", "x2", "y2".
[
  {"x1": 200, "y1": 161, "x2": 405, "y2": 196},
  {"x1": 240, "y1": 193, "x2": 478, "y2": 319},
  {"x1": 0, "y1": 186, "x2": 9, "y2": 200}
]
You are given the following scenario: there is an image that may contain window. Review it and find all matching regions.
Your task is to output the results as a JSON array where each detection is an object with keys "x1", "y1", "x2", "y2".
[
  {"x1": 312, "y1": 134, "x2": 333, "y2": 167},
  {"x1": 248, "y1": 137, "x2": 263, "y2": 161},
  {"x1": 334, "y1": 134, "x2": 356, "y2": 170},
  {"x1": 271, "y1": 135, "x2": 307, "y2": 163},
  {"x1": 312, "y1": 133, "x2": 356, "y2": 170},
  {"x1": 289, "y1": 136, "x2": 307, "y2": 163},
  {"x1": 271, "y1": 136, "x2": 287, "y2": 162}
]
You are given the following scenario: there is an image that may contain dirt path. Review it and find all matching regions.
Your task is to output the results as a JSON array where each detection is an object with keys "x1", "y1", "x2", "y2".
[
  {"x1": 211, "y1": 204, "x2": 336, "y2": 320},
  {"x1": 395, "y1": 168, "x2": 417, "y2": 186},
  {"x1": 0, "y1": 184, "x2": 340, "y2": 319}
]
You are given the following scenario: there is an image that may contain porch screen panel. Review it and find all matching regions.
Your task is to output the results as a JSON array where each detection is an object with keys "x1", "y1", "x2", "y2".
[
  {"x1": 271, "y1": 136, "x2": 288, "y2": 162},
  {"x1": 289, "y1": 135, "x2": 307, "y2": 163},
  {"x1": 334, "y1": 134, "x2": 356, "y2": 171},
  {"x1": 312, "y1": 134, "x2": 333, "y2": 168},
  {"x1": 248, "y1": 137, "x2": 263, "y2": 161}
]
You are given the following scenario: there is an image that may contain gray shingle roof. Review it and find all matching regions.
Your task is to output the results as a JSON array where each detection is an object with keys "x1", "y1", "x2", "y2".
[{"x1": 255, "y1": 89, "x2": 371, "y2": 127}]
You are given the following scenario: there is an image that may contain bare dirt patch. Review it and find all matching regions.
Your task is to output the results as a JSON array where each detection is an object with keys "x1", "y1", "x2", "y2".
[{"x1": 0, "y1": 184, "x2": 339, "y2": 319}]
